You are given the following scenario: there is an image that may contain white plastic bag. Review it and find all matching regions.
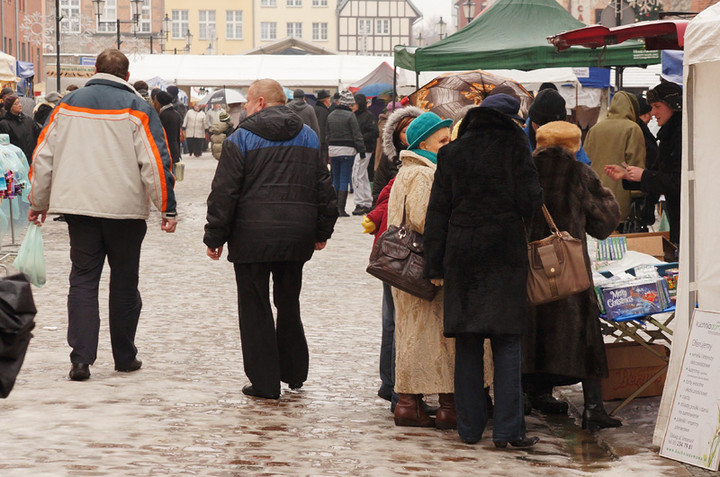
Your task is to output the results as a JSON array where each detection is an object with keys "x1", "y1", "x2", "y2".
[{"x1": 13, "y1": 223, "x2": 46, "y2": 287}]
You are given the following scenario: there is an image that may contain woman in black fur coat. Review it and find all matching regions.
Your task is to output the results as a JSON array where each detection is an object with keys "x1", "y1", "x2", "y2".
[{"x1": 523, "y1": 121, "x2": 622, "y2": 431}]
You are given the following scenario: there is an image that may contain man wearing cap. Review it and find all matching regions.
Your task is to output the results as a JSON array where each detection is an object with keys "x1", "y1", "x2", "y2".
[
  {"x1": 28, "y1": 49, "x2": 177, "y2": 381},
  {"x1": 584, "y1": 91, "x2": 646, "y2": 226},
  {"x1": 204, "y1": 78, "x2": 337, "y2": 400},
  {"x1": 314, "y1": 90, "x2": 331, "y2": 164},
  {"x1": 605, "y1": 81, "x2": 682, "y2": 245},
  {"x1": 351, "y1": 93, "x2": 378, "y2": 215},
  {"x1": 153, "y1": 89, "x2": 184, "y2": 171},
  {"x1": 287, "y1": 88, "x2": 320, "y2": 138}
]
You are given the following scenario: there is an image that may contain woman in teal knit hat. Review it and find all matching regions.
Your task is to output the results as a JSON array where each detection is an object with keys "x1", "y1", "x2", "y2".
[{"x1": 386, "y1": 111, "x2": 457, "y2": 429}]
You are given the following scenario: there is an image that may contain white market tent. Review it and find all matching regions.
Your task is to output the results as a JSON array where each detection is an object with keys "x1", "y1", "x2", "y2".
[
  {"x1": 653, "y1": 3, "x2": 720, "y2": 445},
  {"x1": 0, "y1": 51, "x2": 17, "y2": 84},
  {"x1": 127, "y1": 54, "x2": 393, "y2": 89}
]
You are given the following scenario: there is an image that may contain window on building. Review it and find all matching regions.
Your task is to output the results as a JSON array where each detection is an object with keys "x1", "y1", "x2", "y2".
[
  {"x1": 312, "y1": 0, "x2": 328, "y2": 6},
  {"x1": 199, "y1": 10, "x2": 216, "y2": 40},
  {"x1": 376, "y1": 19, "x2": 389, "y2": 35},
  {"x1": 260, "y1": 0, "x2": 277, "y2": 6},
  {"x1": 226, "y1": 10, "x2": 243, "y2": 40},
  {"x1": 261, "y1": 22, "x2": 277, "y2": 40},
  {"x1": 287, "y1": 22, "x2": 302, "y2": 37},
  {"x1": 97, "y1": 0, "x2": 117, "y2": 33},
  {"x1": 136, "y1": 0, "x2": 152, "y2": 34},
  {"x1": 358, "y1": 19, "x2": 372, "y2": 35},
  {"x1": 287, "y1": 0, "x2": 302, "y2": 6},
  {"x1": 59, "y1": 0, "x2": 81, "y2": 33},
  {"x1": 172, "y1": 10, "x2": 189, "y2": 40},
  {"x1": 312, "y1": 22, "x2": 328, "y2": 41}
]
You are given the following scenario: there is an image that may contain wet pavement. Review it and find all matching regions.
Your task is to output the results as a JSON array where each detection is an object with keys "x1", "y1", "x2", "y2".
[{"x1": 0, "y1": 153, "x2": 699, "y2": 475}]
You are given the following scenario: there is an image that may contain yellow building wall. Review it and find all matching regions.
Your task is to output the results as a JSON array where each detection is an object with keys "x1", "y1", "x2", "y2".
[
  {"x1": 254, "y1": 0, "x2": 337, "y2": 50},
  {"x1": 163, "y1": 0, "x2": 254, "y2": 55}
]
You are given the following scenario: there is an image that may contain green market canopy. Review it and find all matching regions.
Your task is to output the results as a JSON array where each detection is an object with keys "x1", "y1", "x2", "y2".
[{"x1": 394, "y1": 0, "x2": 661, "y2": 73}]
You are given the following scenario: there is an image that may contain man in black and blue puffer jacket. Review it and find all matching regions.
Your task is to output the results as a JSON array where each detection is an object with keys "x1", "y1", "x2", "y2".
[{"x1": 204, "y1": 78, "x2": 337, "y2": 400}]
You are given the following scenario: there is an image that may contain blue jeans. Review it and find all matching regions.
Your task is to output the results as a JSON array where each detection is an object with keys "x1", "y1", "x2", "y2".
[
  {"x1": 378, "y1": 283, "x2": 396, "y2": 401},
  {"x1": 330, "y1": 155, "x2": 354, "y2": 192},
  {"x1": 455, "y1": 333, "x2": 526, "y2": 443}
]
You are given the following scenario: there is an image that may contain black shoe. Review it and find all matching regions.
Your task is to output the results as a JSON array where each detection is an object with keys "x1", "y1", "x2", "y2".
[
  {"x1": 494, "y1": 436, "x2": 539, "y2": 449},
  {"x1": 288, "y1": 382, "x2": 303, "y2": 390},
  {"x1": 115, "y1": 358, "x2": 142, "y2": 372},
  {"x1": 338, "y1": 209, "x2": 350, "y2": 217},
  {"x1": 529, "y1": 393, "x2": 569, "y2": 415},
  {"x1": 582, "y1": 408, "x2": 622, "y2": 431},
  {"x1": 378, "y1": 389, "x2": 392, "y2": 402},
  {"x1": 242, "y1": 384, "x2": 280, "y2": 400},
  {"x1": 69, "y1": 363, "x2": 90, "y2": 381},
  {"x1": 53, "y1": 215, "x2": 66, "y2": 222}
]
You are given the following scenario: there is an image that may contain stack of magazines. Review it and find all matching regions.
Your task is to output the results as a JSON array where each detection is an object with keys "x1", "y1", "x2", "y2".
[{"x1": 594, "y1": 265, "x2": 674, "y2": 319}]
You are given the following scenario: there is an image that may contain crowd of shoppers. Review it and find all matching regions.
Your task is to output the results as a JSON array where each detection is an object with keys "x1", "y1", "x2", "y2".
[{"x1": 21, "y1": 51, "x2": 682, "y2": 449}]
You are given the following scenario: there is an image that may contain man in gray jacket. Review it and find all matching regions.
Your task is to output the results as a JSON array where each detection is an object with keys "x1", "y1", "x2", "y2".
[
  {"x1": 287, "y1": 89, "x2": 320, "y2": 138},
  {"x1": 29, "y1": 49, "x2": 177, "y2": 382}
]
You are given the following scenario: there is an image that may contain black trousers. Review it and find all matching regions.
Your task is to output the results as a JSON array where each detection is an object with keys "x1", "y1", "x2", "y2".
[
  {"x1": 187, "y1": 137, "x2": 204, "y2": 156},
  {"x1": 65, "y1": 215, "x2": 146, "y2": 367},
  {"x1": 233, "y1": 261, "x2": 308, "y2": 396}
]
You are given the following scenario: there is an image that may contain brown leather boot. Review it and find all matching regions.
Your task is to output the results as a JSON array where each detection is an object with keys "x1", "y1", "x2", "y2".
[
  {"x1": 435, "y1": 393, "x2": 457, "y2": 429},
  {"x1": 394, "y1": 393, "x2": 435, "y2": 427}
]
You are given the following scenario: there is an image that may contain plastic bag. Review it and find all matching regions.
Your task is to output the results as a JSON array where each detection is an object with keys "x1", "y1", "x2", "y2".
[{"x1": 12, "y1": 223, "x2": 46, "y2": 287}]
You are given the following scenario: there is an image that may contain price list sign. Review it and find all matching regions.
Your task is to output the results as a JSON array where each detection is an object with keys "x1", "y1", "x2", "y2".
[{"x1": 661, "y1": 309, "x2": 720, "y2": 470}]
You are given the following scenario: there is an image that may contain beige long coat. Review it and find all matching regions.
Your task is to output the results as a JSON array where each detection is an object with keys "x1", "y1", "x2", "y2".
[{"x1": 387, "y1": 149, "x2": 455, "y2": 394}]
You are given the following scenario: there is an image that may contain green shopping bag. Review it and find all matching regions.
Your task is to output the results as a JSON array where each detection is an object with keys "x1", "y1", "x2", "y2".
[{"x1": 13, "y1": 223, "x2": 46, "y2": 287}]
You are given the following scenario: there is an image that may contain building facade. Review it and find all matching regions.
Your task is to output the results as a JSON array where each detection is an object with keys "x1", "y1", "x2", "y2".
[
  {"x1": 253, "y1": 0, "x2": 337, "y2": 51},
  {"x1": 2, "y1": 0, "x2": 45, "y2": 88},
  {"x1": 337, "y1": 0, "x2": 422, "y2": 56},
  {"x1": 163, "y1": 0, "x2": 254, "y2": 55}
]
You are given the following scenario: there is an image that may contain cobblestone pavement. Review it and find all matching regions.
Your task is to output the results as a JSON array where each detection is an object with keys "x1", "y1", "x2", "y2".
[{"x1": 0, "y1": 154, "x2": 694, "y2": 476}]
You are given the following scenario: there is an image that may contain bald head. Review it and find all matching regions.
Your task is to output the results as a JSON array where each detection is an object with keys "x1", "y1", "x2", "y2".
[
  {"x1": 95, "y1": 49, "x2": 130, "y2": 80},
  {"x1": 246, "y1": 79, "x2": 287, "y2": 116}
]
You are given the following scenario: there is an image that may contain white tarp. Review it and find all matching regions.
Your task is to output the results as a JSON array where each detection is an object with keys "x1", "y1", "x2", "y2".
[
  {"x1": 0, "y1": 51, "x2": 17, "y2": 82},
  {"x1": 127, "y1": 54, "x2": 391, "y2": 89},
  {"x1": 654, "y1": 3, "x2": 720, "y2": 446}
]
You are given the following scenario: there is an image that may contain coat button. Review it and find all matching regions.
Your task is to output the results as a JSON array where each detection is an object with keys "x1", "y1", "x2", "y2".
[{"x1": 550, "y1": 267, "x2": 555, "y2": 273}]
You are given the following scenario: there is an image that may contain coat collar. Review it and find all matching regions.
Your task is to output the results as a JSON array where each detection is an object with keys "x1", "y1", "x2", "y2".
[
  {"x1": 86, "y1": 73, "x2": 145, "y2": 100},
  {"x1": 399, "y1": 148, "x2": 437, "y2": 169}
]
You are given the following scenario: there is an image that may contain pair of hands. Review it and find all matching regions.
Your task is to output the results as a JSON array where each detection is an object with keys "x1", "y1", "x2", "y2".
[
  {"x1": 604, "y1": 164, "x2": 644, "y2": 182},
  {"x1": 27, "y1": 209, "x2": 178, "y2": 233},
  {"x1": 206, "y1": 242, "x2": 327, "y2": 260}
]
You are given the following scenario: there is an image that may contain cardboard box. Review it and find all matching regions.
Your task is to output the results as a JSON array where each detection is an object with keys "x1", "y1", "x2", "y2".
[
  {"x1": 610, "y1": 231, "x2": 677, "y2": 262},
  {"x1": 601, "y1": 342, "x2": 670, "y2": 401}
]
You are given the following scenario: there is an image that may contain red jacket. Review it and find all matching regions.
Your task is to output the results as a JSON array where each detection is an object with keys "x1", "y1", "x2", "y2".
[{"x1": 366, "y1": 178, "x2": 395, "y2": 245}]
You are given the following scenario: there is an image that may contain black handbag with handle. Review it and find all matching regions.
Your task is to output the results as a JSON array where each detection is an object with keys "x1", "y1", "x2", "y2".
[{"x1": 366, "y1": 199, "x2": 438, "y2": 301}]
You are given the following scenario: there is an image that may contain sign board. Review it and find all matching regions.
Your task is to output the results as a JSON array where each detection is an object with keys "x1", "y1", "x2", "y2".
[
  {"x1": 45, "y1": 64, "x2": 95, "y2": 78},
  {"x1": 660, "y1": 309, "x2": 720, "y2": 470},
  {"x1": 80, "y1": 57, "x2": 97, "y2": 66}
]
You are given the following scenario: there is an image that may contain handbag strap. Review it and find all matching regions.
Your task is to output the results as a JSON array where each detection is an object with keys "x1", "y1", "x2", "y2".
[{"x1": 541, "y1": 205, "x2": 561, "y2": 236}]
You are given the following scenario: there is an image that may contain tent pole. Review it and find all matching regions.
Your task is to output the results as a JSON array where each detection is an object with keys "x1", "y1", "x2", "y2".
[
  {"x1": 392, "y1": 64, "x2": 397, "y2": 111},
  {"x1": 416, "y1": 71, "x2": 419, "y2": 90},
  {"x1": 615, "y1": 66, "x2": 624, "y2": 90}
]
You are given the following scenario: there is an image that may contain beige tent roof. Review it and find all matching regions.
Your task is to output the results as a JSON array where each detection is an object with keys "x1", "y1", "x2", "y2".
[{"x1": 0, "y1": 51, "x2": 17, "y2": 82}]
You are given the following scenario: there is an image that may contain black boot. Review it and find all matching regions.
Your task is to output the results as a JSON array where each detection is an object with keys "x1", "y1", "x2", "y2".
[
  {"x1": 526, "y1": 382, "x2": 568, "y2": 415},
  {"x1": 582, "y1": 379, "x2": 622, "y2": 431},
  {"x1": 337, "y1": 190, "x2": 350, "y2": 217}
]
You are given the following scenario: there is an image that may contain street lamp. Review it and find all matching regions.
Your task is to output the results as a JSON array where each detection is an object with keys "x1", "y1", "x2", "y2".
[
  {"x1": 463, "y1": 0, "x2": 476, "y2": 25},
  {"x1": 184, "y1": 29, "x2": 193, "y2": 53},
  {"x1": 437, "y1": 17, "x2": 446, "y2": 40},
  {"x1": 416, "y1": 32, "x2": 424, "y2": 47},
  {"x1": 93, "y1": 0, "x2": 143, "y2": 49},
  {"x1": 149, "y1": 13, "x2": 170, "y2": 53}
]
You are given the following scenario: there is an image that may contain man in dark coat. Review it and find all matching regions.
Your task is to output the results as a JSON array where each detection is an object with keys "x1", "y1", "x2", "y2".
[
  {"x1": 153, "y1": 90, "x2": 183, "y2": 170},
  {"x1": 605, "y1": 81, "x2": 682, "y2": 245},
  {"x1": 288, "y1": 88, "x2": 320, "y2": 138},
  {"x1": 424, "y1": 102, "x2": 543, "y2": 446},
  {"x1": 204, "y1": 79, "x2": 338, "y2": 400},
  {"x1": 351, "y1": 93, "x2": 378, "y2": 215},
  {"x1": 313, "y1": 90, "x2": 331, "y2": 164}
]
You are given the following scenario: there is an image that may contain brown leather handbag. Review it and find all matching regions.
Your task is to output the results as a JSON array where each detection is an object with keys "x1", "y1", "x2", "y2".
[
  {"x1": 366, "y1": 200, "x2": 438, "y2": 301},
  {"x1": 527, "y1": 205, "x2": 592, "y2": 305}
]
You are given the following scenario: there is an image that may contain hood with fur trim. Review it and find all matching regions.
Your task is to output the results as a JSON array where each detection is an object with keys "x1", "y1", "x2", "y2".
[{"x1": 382, "y1": 106, "x2": 424, "y2": 160}]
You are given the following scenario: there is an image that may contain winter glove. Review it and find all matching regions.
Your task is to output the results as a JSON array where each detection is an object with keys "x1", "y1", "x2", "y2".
[{"x1": 361, "y1": 216, "x2": 376, "y2": 234}]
